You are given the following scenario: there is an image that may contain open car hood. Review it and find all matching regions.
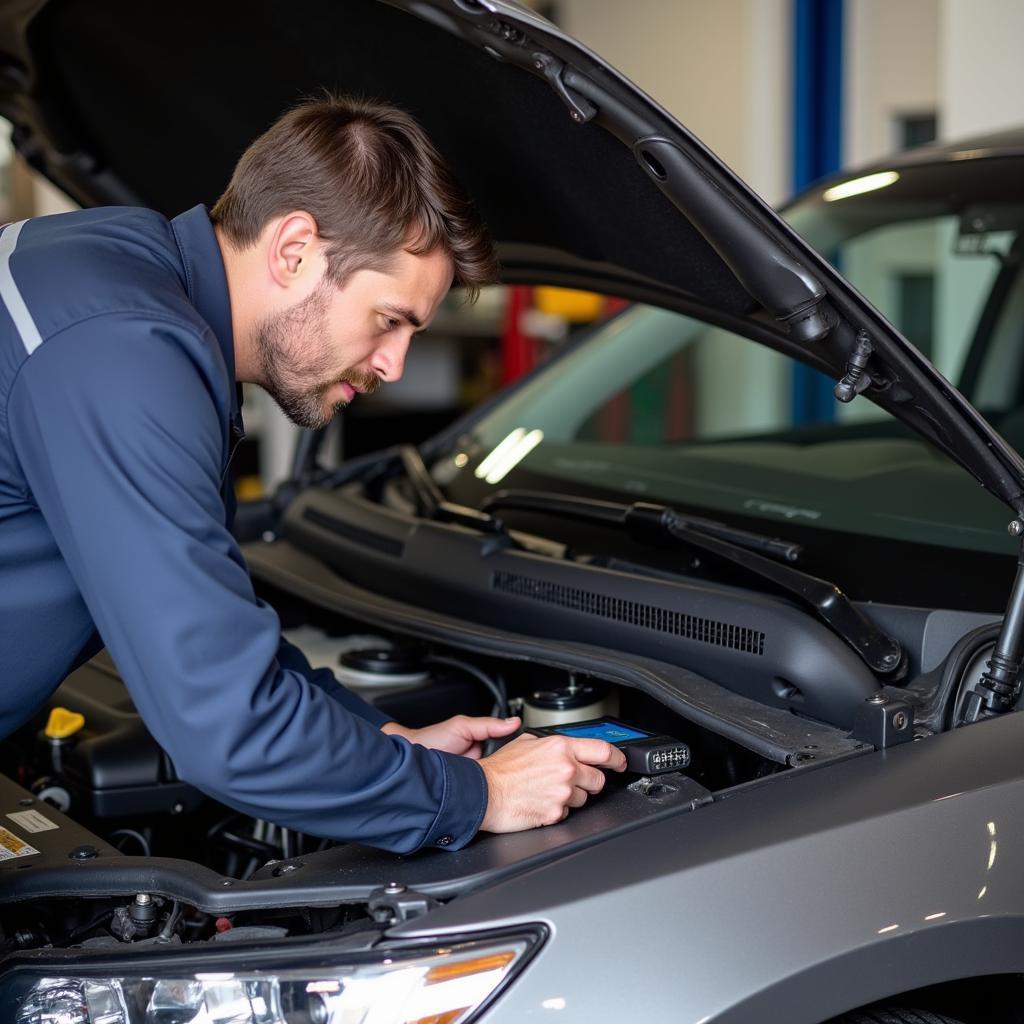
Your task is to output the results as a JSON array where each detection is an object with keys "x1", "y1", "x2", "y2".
[{"x1": 2, "y1": 0, "x2": 1024, "y2": 514}]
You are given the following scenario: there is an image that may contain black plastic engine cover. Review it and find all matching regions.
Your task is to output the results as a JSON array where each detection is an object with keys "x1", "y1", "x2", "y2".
[
  {"x1": 0, "y1": 773, "x2": 122, "y2": 878},
  {"x1": 29, "y1": 655, "x2": 203, "y2": 820},
  {"x1": 29, "y1": 651, "x2": 491, "y2": 819}
]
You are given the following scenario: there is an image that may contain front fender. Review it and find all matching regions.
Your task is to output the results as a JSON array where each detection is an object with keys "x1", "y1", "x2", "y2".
[
  {"x1": 393, "y1": 710, "x2": 1024, "y2": 1023},
  {"x1": 725, "y1": 916, "x2": 1024, "y2": 1022}
]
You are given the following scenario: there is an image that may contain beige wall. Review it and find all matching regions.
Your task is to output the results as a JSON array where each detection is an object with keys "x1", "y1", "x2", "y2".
[
  {"x1": 844, "y1": 0, "x2": 939, "y2": 167},
  {"x1": 940, "y1": 0, "x2": 1024, "y2": 140},
  {"x1": 558, "y1": 0, "x2": 791, "y2": 204},
  {"x1": 557, "y1": 0, "x2": 793, "y2": 435},
  {"x1": 844, "y1": 0, "x2": 1024, "y2": 166}
]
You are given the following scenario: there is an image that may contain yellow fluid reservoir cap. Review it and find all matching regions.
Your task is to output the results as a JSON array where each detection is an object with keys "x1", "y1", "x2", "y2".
[{"x1": 45, "y1": 707, "x2": 85, "y2": 740}]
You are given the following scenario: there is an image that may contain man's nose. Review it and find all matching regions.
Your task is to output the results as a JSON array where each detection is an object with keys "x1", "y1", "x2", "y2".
[{"x1": 369, "y1": 331, "x2": 411, "y2": 383}]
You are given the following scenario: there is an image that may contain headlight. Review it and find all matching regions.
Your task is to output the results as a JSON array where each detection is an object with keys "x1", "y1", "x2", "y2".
[{"x1": 5, "y1": 931, "x2": 538, "y2": 1024}]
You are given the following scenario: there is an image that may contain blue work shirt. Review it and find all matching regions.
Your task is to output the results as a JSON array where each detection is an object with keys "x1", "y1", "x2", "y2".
[{"x1": 0, "y1": 205, "x2": 486, "y2": 853}]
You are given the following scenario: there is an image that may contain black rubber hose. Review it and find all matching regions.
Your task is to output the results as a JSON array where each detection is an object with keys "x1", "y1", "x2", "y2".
[{"x1": 427, "y1": 654, "x2": 507, "y2": 718}]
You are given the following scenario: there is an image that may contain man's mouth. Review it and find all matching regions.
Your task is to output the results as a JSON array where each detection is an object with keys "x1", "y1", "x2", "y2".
[{"x1": 325, "y1": 373, "x2": 379, "y2": 408}]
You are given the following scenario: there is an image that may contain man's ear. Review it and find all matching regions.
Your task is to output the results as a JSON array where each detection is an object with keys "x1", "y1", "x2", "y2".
[{"x1": 267, "y1": 211, "x2": 320, "y2": 288}]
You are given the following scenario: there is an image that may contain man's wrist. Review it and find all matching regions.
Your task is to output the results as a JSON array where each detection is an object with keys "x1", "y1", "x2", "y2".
[
  {"x1": 423, "y1": 751, "x2": 488, "y2": 850},
  {"x1": 381, "y1": 721, "x2": 409, "y2": 739}
]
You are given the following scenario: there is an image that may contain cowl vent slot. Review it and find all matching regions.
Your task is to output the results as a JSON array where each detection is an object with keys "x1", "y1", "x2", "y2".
[{"x1": 492, "y1": 571, "x2": 765, "y2": 656}]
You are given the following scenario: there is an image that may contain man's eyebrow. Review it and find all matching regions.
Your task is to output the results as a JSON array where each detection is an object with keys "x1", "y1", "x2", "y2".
[{"x1": 381, "y1": 303, "x2": 424, "y2": 330}]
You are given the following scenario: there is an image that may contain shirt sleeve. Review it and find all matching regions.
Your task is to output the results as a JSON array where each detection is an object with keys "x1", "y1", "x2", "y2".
[
  {"x1": 7, "y1": 314, "x2": 486, "y2": 853},
  {"x1": 275, "y1": 635, "x2": 393, "y2": 727}
]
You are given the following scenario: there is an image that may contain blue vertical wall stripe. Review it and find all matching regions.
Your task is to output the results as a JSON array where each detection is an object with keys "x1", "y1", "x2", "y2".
[{"x1": 791, "y1": 0, "x2": 843, "y2": 424}]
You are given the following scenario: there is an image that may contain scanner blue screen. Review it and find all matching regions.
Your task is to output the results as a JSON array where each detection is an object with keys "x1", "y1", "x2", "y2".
[{"x1": 554, "y1": 721, "x2": 649, "y2": 742}]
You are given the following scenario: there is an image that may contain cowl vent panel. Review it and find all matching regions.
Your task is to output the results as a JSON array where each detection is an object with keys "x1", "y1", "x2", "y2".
[{"x1": 492, "y1": 570, "x2": 766, "y2": 656}]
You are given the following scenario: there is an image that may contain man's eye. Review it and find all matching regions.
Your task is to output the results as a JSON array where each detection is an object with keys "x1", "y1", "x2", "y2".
[{"x1": 381, "y1": 316, "x2": 400, "y2": 331}]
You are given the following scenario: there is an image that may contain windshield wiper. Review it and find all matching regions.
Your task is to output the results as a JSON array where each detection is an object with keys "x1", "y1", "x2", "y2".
[
  {"x1": 399, "y1": 445, "x2": 505, "y2": 534},
  {"x1": 480, "y1": 489, "x2": 904, "y2": 678},
  {"x1": 484, "y1": 488, "x2": 802, "y2": 562}
]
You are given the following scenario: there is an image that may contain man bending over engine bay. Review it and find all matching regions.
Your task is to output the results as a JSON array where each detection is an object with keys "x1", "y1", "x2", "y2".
[{"x1": 0, "y1": 95, "x2": 625, "y2": 853}]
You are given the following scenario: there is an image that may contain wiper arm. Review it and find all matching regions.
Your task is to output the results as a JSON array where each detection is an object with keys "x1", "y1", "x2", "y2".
[
  {"x1": 394, "y1": 448, "x2": 569, "y2": 561},
  {"x1": 483, "y1": 488, "x2": 802, "y2": 562},
  {"x1": 481, "y1": 489, "x2": 904, "y2": 677},
  {"x1": 399, "y1": 446, "x2": 504, "y2": 533}
]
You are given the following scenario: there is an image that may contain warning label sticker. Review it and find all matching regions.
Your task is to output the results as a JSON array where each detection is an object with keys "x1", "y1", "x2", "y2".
[
  {"x1": 0, "y1": 826, "x2": 39, "y2": 859},
  {"x1": 6, "y1": 809, "x2": 58, "y2": 833}
]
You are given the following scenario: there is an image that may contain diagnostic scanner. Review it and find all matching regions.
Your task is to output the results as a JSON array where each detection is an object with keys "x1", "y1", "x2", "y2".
[{"x1": 528, "y1": 717, "x2": 690, "y2": 775}]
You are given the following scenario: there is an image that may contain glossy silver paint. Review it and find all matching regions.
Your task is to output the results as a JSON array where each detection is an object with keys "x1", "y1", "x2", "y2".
[{"x1": 395, "y1": 711, "x2": 1024, "y2": 1022}]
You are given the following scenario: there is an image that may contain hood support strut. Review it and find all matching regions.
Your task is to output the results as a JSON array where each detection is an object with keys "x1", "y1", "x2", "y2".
[{"x1": 963, "y1": 529, "x2": 1024, "y2": 723}]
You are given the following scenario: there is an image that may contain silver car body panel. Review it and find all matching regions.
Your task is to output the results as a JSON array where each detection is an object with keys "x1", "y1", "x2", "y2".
[{"x1": 392, "y1": 711, "x2": 1024, "y2": 1021}]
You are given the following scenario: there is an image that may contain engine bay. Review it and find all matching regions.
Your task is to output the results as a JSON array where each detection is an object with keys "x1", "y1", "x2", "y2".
[
  {"x1": 0, "y1": 549, "x2": 1006, "y2": 958},
  {"x1": 0, "y1": 624, "x2": 726, "y2": 954},
  {"x1": 0, "y1": 459, "x2": 1010, "y2": 956}
]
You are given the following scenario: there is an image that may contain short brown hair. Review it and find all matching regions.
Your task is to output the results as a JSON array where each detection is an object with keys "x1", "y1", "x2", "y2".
[{"x1": 211, "y1": 94, "x2": 496, "y2": 299}]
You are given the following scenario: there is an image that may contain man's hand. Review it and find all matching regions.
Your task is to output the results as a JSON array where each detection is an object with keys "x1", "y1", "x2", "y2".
[
  {"x1": 479, "y1": 733, "x2": 627, "y2": 832},
  {"x1": 382, "y1": 714, "x2": 521, "y2": 759}
]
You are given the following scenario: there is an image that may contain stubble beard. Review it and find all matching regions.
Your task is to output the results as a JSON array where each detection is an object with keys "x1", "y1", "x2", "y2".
[{"x1": 252, "y1": 282, "x2": 379, "y2": 430}]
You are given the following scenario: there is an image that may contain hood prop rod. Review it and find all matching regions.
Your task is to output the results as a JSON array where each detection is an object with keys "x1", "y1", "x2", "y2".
[{"x1": 963, "y1": 528, "x2": 1024, "y2": 722}]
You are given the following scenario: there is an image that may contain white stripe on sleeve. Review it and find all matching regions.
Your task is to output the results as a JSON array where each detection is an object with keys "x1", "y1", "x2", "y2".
[{"x1": 0, "y1": 220, "x2": 43, "y2": 356}]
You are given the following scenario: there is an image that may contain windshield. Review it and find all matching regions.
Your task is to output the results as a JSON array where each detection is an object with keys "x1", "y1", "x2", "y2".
[{"x1": 439, "y1": 153, "x2": 1023, "y2": 576}]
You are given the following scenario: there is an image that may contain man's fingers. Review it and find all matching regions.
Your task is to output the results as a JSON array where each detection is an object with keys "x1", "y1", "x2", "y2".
[
  {"x1": 460, "y1": 715, "x2": 522, "y2": 741},
  {"x1": 574, "y1": 764, "x2": 607, "y2": 795},
  {"x1": 488, "y1": 715, "x2": 522, "y2": 735},
  {"x1": 567, "y1": 786, "x2": 589, "y2": 809},
  {"x1": 479, "y1": 730, "x2": 623, "y2": 835},
  {"x1": 567, "y1": 737, "x2": 628, "y2": 771}
]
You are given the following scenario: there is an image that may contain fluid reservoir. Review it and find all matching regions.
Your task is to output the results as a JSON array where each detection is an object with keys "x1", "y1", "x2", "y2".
[
  {"x1": 335, "y1": 644, "x2": 431, "y2": 698},
  {"x1": 523, "y1": 677, "x2": 618, "y2": 727}
]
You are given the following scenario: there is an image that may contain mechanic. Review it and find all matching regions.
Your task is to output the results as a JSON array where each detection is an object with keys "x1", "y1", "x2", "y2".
[{"x1": 0, "y1": 95, "x2": 625, "y2": 854}]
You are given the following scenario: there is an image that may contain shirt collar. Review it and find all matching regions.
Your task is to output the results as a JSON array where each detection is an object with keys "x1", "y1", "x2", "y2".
[{"x1": 170, "y1": 204, "x2": 240, "y2": 419}]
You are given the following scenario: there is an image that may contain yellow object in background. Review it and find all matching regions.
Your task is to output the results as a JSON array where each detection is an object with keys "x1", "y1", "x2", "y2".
[
  {"x1": 533, "y1": 286, "x2": 604, "y2": 322},
  {"x1": 235, "y1": 475, "x2": 264, "y2": 500},
  {"x1": 45, "y1": 706, "x2": 85, "y2": 739}
]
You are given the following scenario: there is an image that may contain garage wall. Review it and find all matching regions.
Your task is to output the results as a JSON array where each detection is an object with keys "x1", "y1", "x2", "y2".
[
  {"x1": 844, "y1": 0, "x2": 938, "y2": 168},
  {"x1": 558, "y1": 0, "x2": 791, "y2": 205},
  {"x1": 556, "y1": 0, "x2": 794, "y2": 438},
  {"x1": 939, "y1": 0, "x2": 1024, "y2": 140},
  {"x1": 844, "y1": 0, "x2": 1024, "y2": 164}
]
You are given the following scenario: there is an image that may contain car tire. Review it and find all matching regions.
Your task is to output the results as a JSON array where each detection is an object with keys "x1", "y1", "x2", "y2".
[{"x1": 834, "y1": 1010, "x2": 966, "y2": 1024}]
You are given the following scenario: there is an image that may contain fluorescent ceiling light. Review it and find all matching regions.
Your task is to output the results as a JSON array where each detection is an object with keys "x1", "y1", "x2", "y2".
[
  {"x1": 822, "y1": 170, "x2": 899, "y2": 202},
  {"x1": 483, "y1": 429, "x2": 544, "y2": 485},
  {"x1": 475, "y1": 428, "x2": 527, "y2": 481}
]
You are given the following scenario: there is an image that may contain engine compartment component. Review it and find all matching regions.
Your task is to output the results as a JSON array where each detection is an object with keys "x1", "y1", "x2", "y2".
[
  {"x1": 0, "y1": 773, "x2": 122, "y2": 881},
  {"x1": 284, "y1": 486, "x2": 882, "y2": 728},
  {"x1": 521, "y1": 676, "x2": 617, "y2": 727},
  {"x1": 249, "y1": 540, "x2": 873, "y2": 766},
  {"x1": 5, "y1": 655, "x2": 204, "y2": 822},
  {"x1": 0, "y1": 762, "x2": 711, "y2": 906}
]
